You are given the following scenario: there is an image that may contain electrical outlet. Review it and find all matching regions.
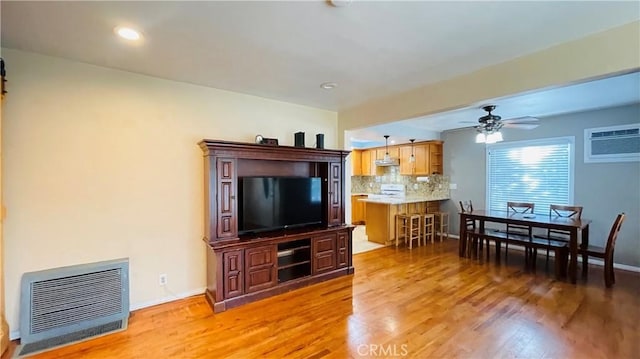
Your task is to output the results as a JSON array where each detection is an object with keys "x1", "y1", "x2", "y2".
[{"x1": 159, "y1": 274, "x2": 167, "y2": 286}]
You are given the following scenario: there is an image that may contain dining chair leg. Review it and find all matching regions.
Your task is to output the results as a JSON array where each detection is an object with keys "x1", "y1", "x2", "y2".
[
  {"x1": 554, "y1": 247, "x2": 568, "y2": 279},
  {"x1": 582, "y1": 252, "x2": 589, "y2": 279},
  {"x1": 485, "y1": 239, "x2": 490, "y2": 262},
  {"x1": 494, "y1": 241, "x2": 501, "y2": 264},
  {"x1": 545, "y1": 247, "x2": 551, "y2": 268},
  {"x1": 504, "y1": 242, "x2": 509, "y2": 261}
]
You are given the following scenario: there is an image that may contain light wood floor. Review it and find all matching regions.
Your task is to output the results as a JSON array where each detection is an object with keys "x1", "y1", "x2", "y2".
[{"x1": 4, "y1": 241, "x2": 639, "y2": 358}]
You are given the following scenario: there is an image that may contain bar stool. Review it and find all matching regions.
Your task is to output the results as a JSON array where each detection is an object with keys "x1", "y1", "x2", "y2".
[
  {"x1": 421, "y1": 213, "x2": 435, "y2": 245},
  {"x1": 433, "y1": 211, "x2": 450, "y2": 242},
  {"x1": 396, "y1": 213, "x2": 421, "y2": 249}
]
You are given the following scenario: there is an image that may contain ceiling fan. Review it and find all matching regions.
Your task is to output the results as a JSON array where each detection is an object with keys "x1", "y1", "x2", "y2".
[{"x1": 472, "y1": 105, "x2": 540, "y2": 132}]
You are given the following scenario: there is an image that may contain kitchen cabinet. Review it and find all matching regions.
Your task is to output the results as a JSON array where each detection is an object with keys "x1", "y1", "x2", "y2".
[
  {"x1": 351, "y1": 195, "x2": 367, "y2": 224},
  {"x1": 351, "y1": 150, "x2": 362, "y2": 176},
  {"x1": 361, "y1": 149, "x2": 376, "y2": 176},
  {"x1": 399, "y1": 143, "x2": 429, "y2": 175},
  {"x1": 375, "y1": 147, "x2": 399, "y2": 161},
  {"x1": 353, "y1": 141, "x2": 442, "y2": 176},
  {"x1": 413, "y1": 144, "x2": 430, "y2": 175},
  {"x1": 429, "y1": 142, "x2": 443, "y2": 175}
]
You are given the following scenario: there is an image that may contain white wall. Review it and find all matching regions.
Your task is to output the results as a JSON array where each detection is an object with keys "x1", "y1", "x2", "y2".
[
  {"x1": 1, "y1": 48, "x2": 337, "y2": 336},
  {"x1": 442, "y1": 104, "x2": 640, "y2": 267}
]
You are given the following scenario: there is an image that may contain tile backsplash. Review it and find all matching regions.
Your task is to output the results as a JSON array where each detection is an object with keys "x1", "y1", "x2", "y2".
[{"x1": 351, "y1": 166, "x2": 450, "y2": 198}]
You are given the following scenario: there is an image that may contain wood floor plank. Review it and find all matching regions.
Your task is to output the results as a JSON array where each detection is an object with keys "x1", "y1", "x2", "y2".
[{"x1": 3, "y1": 241, "x2": 639, "y2": 358}]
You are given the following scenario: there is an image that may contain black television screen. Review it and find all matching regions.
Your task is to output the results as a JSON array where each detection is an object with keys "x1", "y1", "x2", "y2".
[{"x1": 238, "y1": 177, "x2": 323, "y2": 235}]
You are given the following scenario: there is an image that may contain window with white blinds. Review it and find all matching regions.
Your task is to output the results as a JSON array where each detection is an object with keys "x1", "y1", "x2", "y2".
[{"x1": 486, "y1": 137, "x2": 575, "y2": 215}]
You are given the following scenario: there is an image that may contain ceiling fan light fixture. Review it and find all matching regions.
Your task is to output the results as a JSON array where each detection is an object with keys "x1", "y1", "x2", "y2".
[
  {"x1": 475, "y1": 133, "x2": 486, "y2": 143},
  {"x1": 485, "y1": 131, "x2": 503, "y2": 144}
]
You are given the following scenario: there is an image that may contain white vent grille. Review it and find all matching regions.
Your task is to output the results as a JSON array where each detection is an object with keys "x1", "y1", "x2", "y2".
[
  {"x1": 20, "y1": 258, "x2": 130, "y2": 349},
  {"x1": 585, "y1": 124, "x2": 640, "y2": 163}
]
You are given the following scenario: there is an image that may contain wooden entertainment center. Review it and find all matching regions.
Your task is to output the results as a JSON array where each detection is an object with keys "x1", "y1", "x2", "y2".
[{"x1": 199, "y1": 139, "x2": 354, "y2": 312}]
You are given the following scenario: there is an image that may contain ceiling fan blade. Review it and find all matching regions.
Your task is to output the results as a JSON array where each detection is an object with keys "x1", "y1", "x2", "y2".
[
  {"x1": 503, "y1": 116, "x2": 539, "y2": 123},
  {"x1": 503, "y1": 123, "x2": 539, "y2": 130}
]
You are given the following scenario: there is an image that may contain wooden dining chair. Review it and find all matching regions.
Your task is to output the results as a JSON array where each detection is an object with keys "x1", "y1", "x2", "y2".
[
  {"x1": 504, "y1": 202, "x2": 535, "y2": 261},
  {"x1": 459, "y1": 200, "x2": 477, "y2": 257},
  {"x1": 579, "y1": 213, "x2": 625, "y2": 288},
  {"x1": 541, "y1": 204, "x2": 583, "y2": 264}
]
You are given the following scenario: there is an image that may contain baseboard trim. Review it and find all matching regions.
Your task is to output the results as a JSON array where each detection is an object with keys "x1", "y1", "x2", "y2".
[
  {"x1": 9, "y1": 288, "x2": 206, "y2": 341},
  {"x1": 129, "y1": 287, "x2": 206, "y2": 311}
]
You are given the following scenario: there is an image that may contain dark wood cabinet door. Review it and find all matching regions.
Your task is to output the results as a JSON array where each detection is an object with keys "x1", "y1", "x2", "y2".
[
  {"x1": 223, "y1": 250, "x2": 244, "y2": 298},
  {"x1": 336, "y1": 231, "x2": 349, "y2": 268},
  {"x1": 327, "y1": 162, "x2": 342, "y2": 226},
  {"x1": 245, "y1": 245, "x2": 277, "y2": 293},
  {"x1": 216, "y1": 158, "x2": 237, "y2": 238},
  {"x1": 313, "y1": 234, "x2": 336, "y2": 274}
]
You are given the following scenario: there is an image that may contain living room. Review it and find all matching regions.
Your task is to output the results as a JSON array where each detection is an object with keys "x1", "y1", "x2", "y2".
[{"x1": 1, "y1": 2, "x2": 639, "y2": 358}]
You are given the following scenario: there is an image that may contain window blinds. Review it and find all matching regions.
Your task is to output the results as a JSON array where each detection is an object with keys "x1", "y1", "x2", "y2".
[{"x1": 486, "y1": 137, "x2": 574, "y2": 215}]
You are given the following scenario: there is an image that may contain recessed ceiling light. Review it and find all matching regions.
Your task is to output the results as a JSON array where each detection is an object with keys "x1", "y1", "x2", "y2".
[
  {"x1": 114, "y1": 26, "x2": 142, "y2": 41},
  {"x1": 320, "y1": 82, "x2": 338, "y2": 90}
]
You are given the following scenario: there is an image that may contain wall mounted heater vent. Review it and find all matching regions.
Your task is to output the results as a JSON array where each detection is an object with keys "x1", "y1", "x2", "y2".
[
  {"x1": 17, "y1": 258, "x2": 129, "y2": 357},
  {"x1": 585, "y1": 123, "x2": 640, "y2": 163}
]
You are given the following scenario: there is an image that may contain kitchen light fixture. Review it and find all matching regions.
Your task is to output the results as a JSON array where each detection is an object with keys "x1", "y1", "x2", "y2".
[
  {"x1": 409, "y1": 139, "x2": 416, "y2": 162},
  {"x1": 383, "y1": 135, "x2": 391, "y2": 161},
  {"x1": 114, "y1": 26, "x2": 142, "y2": 41}
]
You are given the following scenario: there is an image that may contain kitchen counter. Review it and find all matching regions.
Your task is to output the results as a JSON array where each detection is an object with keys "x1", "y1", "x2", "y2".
[
  {"x1": 358, "y1": 195, "x2": 450, "y2": 205},
  {"x1": 360, "y1": 197, "x2": 448, "y2": 245}
]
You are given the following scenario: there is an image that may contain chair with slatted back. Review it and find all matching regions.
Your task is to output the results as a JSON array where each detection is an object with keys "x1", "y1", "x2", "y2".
[
  {"x1": 541, "y1": 204, "x2": 583, "y2": 264},
  {"x1": 459, "y1": 200, "x2": 477, "y2": 257},
  {"x1": 579, "y1": 213, "x2": 625, "y2": 288},
  {"x1": 504, "y1": 202, "x2": 535, "y2": 261}
]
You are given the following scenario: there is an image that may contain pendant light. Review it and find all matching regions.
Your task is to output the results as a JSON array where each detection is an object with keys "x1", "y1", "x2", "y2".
[
  {"x1": 409, "y1": 139, "x2": 416, "y2": 162},
  {"x1": 383, "y1": 135, "x2": 391, "y2": 161}
]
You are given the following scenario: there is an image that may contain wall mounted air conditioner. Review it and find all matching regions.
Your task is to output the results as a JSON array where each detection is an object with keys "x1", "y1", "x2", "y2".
[{"x1": 584, "y1": 123, "x2": 640, "y2": 163}]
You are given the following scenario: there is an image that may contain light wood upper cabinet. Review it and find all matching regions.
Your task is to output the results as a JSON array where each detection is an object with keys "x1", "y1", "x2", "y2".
[
  {"x1": 375, "y1": 147, "x2": 399, "y2": 160},
  {"x1": 429, "y1": 142, "x2": 443, "y2": 175},
  {"x1": 398, "y1": 141, "x2": 443, "y2": 175},
  {"x1": 360, "y1": 150, "x2": 376, "y2": 176},
  {"x1": 399, "y1": 145, "x2": 413, "y2": 175},
  {"x1": 351, "y1": 141, "x2": 442, "y2": 176},
  {"x1": 399, "y1": 143, "x2": 429, "y2": 175},
  {"x1": 413, "y1": 143, "x2": 430, "y2": 175},
  {"x1": 351, "y1": 150, "x2": 362, "y2": 176}
]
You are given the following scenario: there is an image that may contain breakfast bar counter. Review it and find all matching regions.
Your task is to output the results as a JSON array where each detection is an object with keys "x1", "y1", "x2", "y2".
[{"x1": 359, "y1": 196, "x2": 449, "y2": 245}]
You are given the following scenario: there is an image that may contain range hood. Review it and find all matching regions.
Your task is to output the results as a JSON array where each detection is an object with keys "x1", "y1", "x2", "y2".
[{"x1": 375, "y1": 157, "x2": 400, "y2": 166}]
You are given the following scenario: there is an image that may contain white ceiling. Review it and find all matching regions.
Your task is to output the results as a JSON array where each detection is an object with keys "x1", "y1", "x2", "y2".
[
  {"x1": 2, "y1": 1, "x2": 639, "y2": 145},
  {"x1": 348, "y1": 71, "x2": 640, "y2": 147}
]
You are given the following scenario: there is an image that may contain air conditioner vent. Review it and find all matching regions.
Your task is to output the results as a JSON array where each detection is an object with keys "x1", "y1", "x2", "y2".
[
  {"x1": 585, "y1": 124, "x2": 640, "y2": 163},
  {"x1": 18, "y1": 258, "x2": 129, "y2": 356}
]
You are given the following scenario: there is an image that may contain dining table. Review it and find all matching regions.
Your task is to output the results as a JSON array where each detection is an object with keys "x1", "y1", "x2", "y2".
[{"x1": 458, "y1": 209, "x2": 592, "y2": 284}]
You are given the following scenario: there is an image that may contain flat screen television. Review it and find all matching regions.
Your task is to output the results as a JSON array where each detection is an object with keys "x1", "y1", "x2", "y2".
[{"x1": 238, "y1": 176, "x2": 323, "y2": 235}]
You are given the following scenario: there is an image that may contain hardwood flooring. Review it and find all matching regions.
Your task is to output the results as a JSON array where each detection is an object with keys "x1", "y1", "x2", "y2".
[{"x1": 4, "y1": 241, "x2": 639, "y2": 358}]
